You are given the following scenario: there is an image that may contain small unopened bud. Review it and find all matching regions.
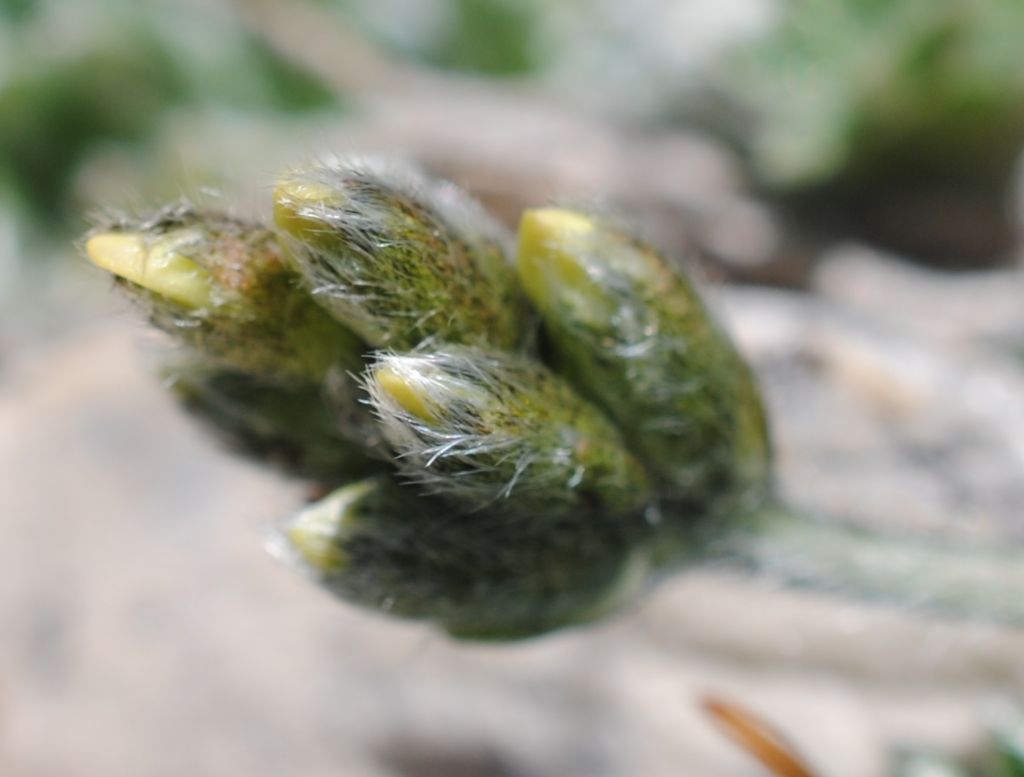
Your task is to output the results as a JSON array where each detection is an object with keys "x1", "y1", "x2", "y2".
[
  {"x1": 366, "y1": 347, "x2": 653, "y2": 518},
  {"x1": 165, "y1": 358, "x2": 381, "y2": 485},
  {"x1": 274, "y1": 477, "x2": 648, "y2": 639},
  {"x1": 86, "y1": 230, "x2": 216, "y2": 309},
  {"x1": 85, "y1": 204, "x2": 365, "y2": 381},
  {"x1": 273, "y1": 158, "x2": 527, "y2": 351},
  {"x1": 516, "y1": 208, "x2": 772, "y2": 512}
]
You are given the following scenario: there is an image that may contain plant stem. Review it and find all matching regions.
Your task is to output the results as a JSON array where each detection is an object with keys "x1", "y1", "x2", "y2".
[{"x1": 705, "y1": 503, "x2": 1024, "y2": 626}]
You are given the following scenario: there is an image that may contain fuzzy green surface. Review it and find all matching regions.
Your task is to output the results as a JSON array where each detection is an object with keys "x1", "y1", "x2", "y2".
[
  {"x1": 281, "y1": 477, "x2": 647, "y2": 640},
  {"x1": 273, "y1": 159, "x2": 527, "y2": 352},
  {"x1": 93, "y1": 204, "x2": 366, "y2": 382},
  {"x1": 367, "y1": 346, "x2": 654, "y2": 519},
  {"x1": 166, "y1": 358, "x2": 382, "y2": 485},
  {"x1": 517, "y1": 209, "x2": 772, "y2": 518}
]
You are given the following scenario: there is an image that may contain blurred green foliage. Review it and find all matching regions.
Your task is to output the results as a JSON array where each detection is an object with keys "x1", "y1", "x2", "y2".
[
  {"x1": 0, "y1": 35, "x2": 185, "y2": 227},
  {"x1": 320, "y1": 0, "x2": 547, "y2": 76},
  {"x1": 895, "y1": 708, "x2": 1024, "y2": 777},
  {"x1": 991, "y1": 713, "x2": 1024, "y2": 777},
  {"x1": 0, "y1": 0, "x2": 34, "y2": 22},
  {"x1": 726, "y1": 0, "x2": 1024, "y2": 192},
  {"x1": 427, "y1": 0, "x2": 544, "y2": 75},
  {"x1": 676, "y1": 0, "x2": 1023, "y2": 262},
  {"x1": 0, "y1": 0, "x2": 576, "y2": 267},
  {"x1": 312, "y1": 0, "x2": 1024, "y2": 261},
  {"x1": 0, "y1": 1, "x2": 336, "y2": 241},
  {"x1": 5, "y1": 0, "x2": 1023, "y2": 274}
]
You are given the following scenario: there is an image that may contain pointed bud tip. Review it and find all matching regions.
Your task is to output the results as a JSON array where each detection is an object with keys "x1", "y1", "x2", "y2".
[
  {"x1": 272, "y1": 177, "x2": 347, "y2": 237},
  {"x1": 284, "y1": 481, "x2": 377, "y2": 575},
  {"x1": 516, "y1": 209, "x2": 604, "y2": 318},
  {"x1": 85, "y1": 231, "x2": 215, "y2": 309},
  {"x1": 520, "y1": 208, "x2": 595, "y2": 238},
  {"x1": 373, "y1": 363, "x2": 440, "y2": 423}
]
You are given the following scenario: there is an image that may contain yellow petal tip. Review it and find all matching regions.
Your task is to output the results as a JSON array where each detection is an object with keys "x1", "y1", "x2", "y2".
[
  {"x1": 286, "y1": 481, "x2": 376, "y2": 574},
  {"x1": 520, "y1": 208, "x2": 595, "y2": 242},
  {"x1": 86, "y1": 232, "x2": 144, "y2": 275},
  {"x1": 273, "y1": 178, "x2": 345, "y2": 237},
  {"x1": 86, "y1": 230, "x2": 215, "y2": 310},
  {"x1": 375, "y1": 365, "x2": 438, "y2": 422},
  {"x1": 286, "y1": 520, "x2": 343, "y2": 574},
  {"x1": 516, "y1": 209, "x2": 599, "y2": 312}
]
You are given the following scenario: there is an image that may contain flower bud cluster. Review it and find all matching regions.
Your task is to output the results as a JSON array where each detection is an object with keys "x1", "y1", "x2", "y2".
[{"x1": 85, "y1": 158, "x2": 771, "y2": 639}]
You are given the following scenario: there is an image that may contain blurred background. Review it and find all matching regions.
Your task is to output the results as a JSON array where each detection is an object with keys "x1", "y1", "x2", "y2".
[{"x1": 4, "y1": 0, "x2": 1024, "y2": 774}]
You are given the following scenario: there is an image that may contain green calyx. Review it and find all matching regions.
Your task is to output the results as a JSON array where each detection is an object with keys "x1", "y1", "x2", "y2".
[
  {"x1": 85, "y1": 204, "x2": 365, "y2": 382},
  {"x1": 273, "y1": 159, "x2": 527, "y2": 351},
  {"x1": 277, "y1": 477, "x2": 648, "y2": 640},
  {"x1": 516, "y1": 207, "x2": 772, "y2": 514},
  {"x1": 366, "y1": 346, "x2": 654, "y2": 518},
  {"x1": 164, "y1": 358, "x2": 382, "y2": 485}
]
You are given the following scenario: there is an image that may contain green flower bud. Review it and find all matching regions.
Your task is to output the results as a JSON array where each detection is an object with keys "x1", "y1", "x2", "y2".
[
  {"x1": 84, "y1": 204, "x2": 365, "y2": 381},
  {"x1": 273, "y1": 158, "x2": 527, "y2": 351},
  {"x1": 516, "y1": 208, "x2": 771, "y2": 512},
  {"x1": 273, "y1": 477, "x2": 649, "y2": 640},
  {"x1": 365, "y1": 346, "x2": 654, "y2": 519},
  {"x1": 164, "y1": 357, "x2": 382, "y2": 485}
]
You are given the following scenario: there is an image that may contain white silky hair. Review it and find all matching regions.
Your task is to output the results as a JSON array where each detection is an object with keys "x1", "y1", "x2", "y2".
[
  {"x1": 365, "y1": 348, "x2": 591, "y2": 509},
  {"x1": 275, "y1": 155, "x2": 515, "y2": 348}
]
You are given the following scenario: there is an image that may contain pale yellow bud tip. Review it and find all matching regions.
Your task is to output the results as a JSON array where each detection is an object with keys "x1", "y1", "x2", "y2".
[
  {"x1": 516, "y1": 208, "x2": 605, "y2": 320},
  {"x1": 374, "y1": 365, "x2": 440, "y2": 422},
  {"x1": 273, "y1": 178, "x2": 345, "y2": 237},
  {"x1": 285, "y1": 481, "x2": 375, "y2": 574},
  {"x1": 85, "y1": 231, "x2": 215, "y2": 310}
]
